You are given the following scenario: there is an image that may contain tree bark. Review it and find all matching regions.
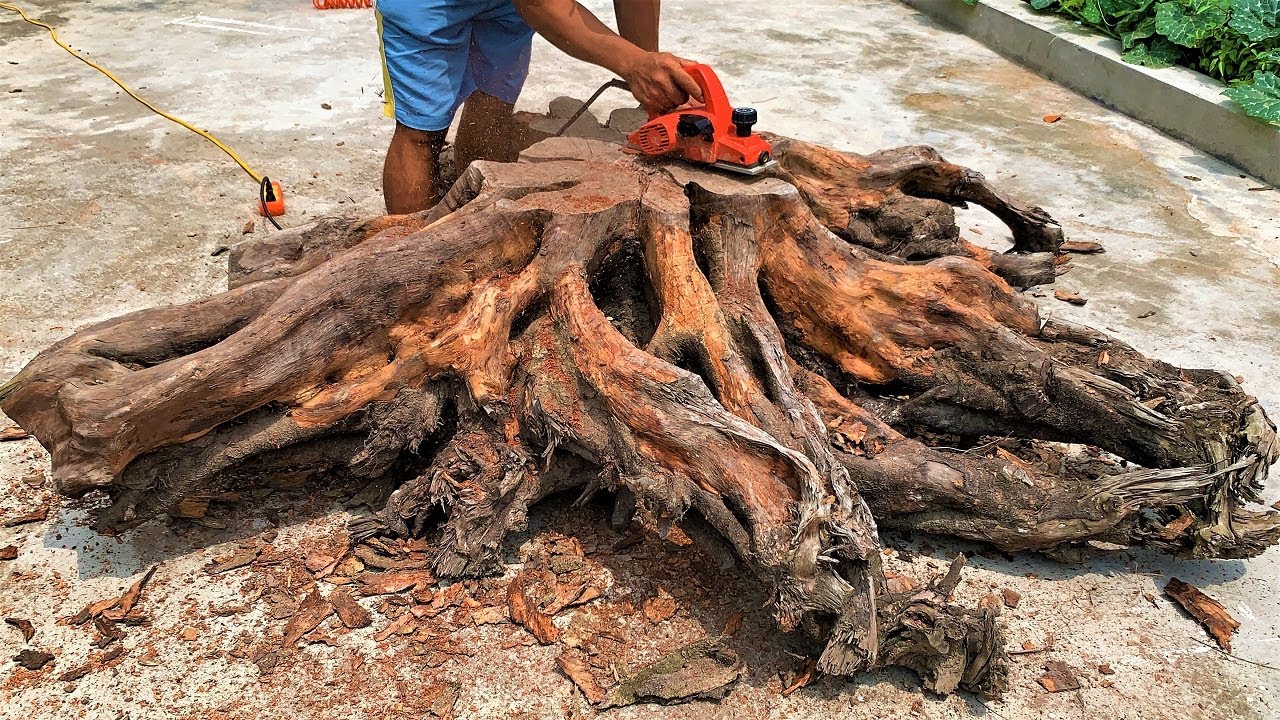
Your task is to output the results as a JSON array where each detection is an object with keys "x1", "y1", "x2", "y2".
[{"x1": 3, "y1": 134, "x2": 1276, "y2": 698}]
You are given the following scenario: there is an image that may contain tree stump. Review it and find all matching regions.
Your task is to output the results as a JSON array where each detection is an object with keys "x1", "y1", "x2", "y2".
[{"x1": 3, "y1": 134, "x2": 1277, "y2": 698}]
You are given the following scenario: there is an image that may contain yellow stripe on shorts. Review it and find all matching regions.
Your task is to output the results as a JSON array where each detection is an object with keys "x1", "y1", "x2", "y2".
[{"x1": 376, "y1": 10, "x2": 395, "y2": 120}]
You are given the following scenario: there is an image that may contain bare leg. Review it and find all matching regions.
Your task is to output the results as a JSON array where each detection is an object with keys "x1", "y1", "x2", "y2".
[
  {"x1": 454, "y1": 91, "x2": 519, "y2": 169},
  {"x1": 383, "y1": 122, "x2": 447, "y2": 214}
]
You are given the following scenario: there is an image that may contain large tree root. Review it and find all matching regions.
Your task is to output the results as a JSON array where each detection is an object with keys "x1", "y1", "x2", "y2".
[{"x1": 3, "y1": 134, "x2": 1276, "y2": 699}]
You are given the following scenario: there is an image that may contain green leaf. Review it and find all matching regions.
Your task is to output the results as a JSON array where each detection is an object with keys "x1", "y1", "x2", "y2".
[
  {"x1": 1123, "y1": 37, "x2": 1184, "y2": 65},
  {"x1": 1082, "y1": 0, "x2": 1105, "y2": 22},
  {"x1": 1030, "y1": 0, "x2": 1058, "y2": 10},
  {"x1": 1100, "y1": 0, "x2": 1153, "y2": 17},
  {"x1": 1122, "y1": 15, "x2": 1159, "y2": 46},
  {"x1": 1154, "y1": 0, "x2": 1229, "y2": 47},
  {"x1": 1228, "y1": 0, "x2": 1280, "y2": 40},
  {"x1": 1224, "y1": 71, "x2": 1280, "y2": 123}
]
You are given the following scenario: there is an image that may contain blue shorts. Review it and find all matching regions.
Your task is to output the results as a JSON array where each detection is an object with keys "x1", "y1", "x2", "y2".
[{"x1": 377, "y1": 0, "x2": 534, "y2": 132}]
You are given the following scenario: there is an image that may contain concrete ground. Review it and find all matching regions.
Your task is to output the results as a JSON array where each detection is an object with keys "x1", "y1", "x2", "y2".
[{"x1": 1, "y1": 1, "x2": 1278, "y2": 718}]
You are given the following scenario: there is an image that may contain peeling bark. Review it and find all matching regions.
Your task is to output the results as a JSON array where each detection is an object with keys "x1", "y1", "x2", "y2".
[{"x1": 3, "y1": 132, "x2": 1276, "y2": 698}]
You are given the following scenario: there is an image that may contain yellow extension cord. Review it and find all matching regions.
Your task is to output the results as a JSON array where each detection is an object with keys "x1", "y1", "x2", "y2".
[{"x1": 1, "y1": 1, "x2": 266, "y2": 184}]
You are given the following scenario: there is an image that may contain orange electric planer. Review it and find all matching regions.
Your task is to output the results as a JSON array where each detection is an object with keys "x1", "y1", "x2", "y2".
[
  {"x1": 626, "y1": 64, "x2": 776, "y2": 176},
  {"x1": 554, "y1": 64, "x2": 776, "y2": 176}
]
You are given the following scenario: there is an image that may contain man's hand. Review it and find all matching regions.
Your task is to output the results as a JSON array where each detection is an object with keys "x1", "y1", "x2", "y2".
[
  {"x1": 513, "y1": 0, "x2": 700, "y2": 115},
  {"x1": 618, "y1": 52, "x2": 703, "y2": 114}
]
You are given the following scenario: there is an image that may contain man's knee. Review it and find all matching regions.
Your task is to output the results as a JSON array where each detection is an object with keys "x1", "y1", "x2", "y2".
[{"x1": 392, "y1": 123, "x2": 447, "y2": 149}]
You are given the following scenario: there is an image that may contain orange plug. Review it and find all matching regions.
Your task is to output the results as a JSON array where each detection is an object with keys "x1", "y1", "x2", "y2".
[{"x1": 258, "y1": 180, "x2": 285, "y2": 217}]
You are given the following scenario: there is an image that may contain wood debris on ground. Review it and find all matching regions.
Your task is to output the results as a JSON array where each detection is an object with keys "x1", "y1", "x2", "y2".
[
  {"x1": 283, "y1": 589, "x2": 334, "y2": 648},
  {"x1": 1165, "y1": 577, "x2": 1240, "y2": 651},
  {"x1": 781, "y1": 657, "x2": 818, "y2": 697},
  {"x1": 1059, "y1": 240, "x2": 1105, "y2": 254},
  {"x1": 0, "y1": 425, "x2": 30, "y2": 441},
  {"x1": 557, "y1": 651, "x2": 607, "y2": 704},
  {"x1": 0, "y1": 545, "x2": 17, "y2": 561},
  {"x1": 641, "y1": 589, "x2": 678, "y2": 623},
  {"x1": 67, "y1": 565, "x2": 157, "y2": 625},
  {"x1": 329, "y1": 588, "x2": 373, "y2": 629},
  {"x1": 507, "y1": 570, "x2": 559, "y2": 644},
  {"x1": 600, "y1": 637, "x2": 744, "y2": 708},
  {"x1": 205, "y1": 545, "x2": 263, "y2": 575},
  {"x1": 1038, "y1": 660, "x2": 1081, "y2": 692},
  {"x1": 1054, "y1": 289, "x2": 1088, "y2": 306},
  {"x1": 12, "y1": 648, "x2": 54, "y2": 670},
  {"x1": 3, "y1": 505, "x2": 48, "y2": 528},
  {"x1": 5, "y1": 617, "x2": 35, "y2": 642}
]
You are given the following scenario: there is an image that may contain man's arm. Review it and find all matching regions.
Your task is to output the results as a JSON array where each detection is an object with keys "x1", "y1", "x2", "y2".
[
  {"x1": 614, "y1": 0, "x2": 659, "y2": 52},
  {"x1": 512, "y1": 0, "x2": 700, "y2": 113}
]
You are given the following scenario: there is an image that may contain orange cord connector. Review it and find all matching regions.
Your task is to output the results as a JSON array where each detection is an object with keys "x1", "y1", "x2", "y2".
[{"x1": 313, "y1": 0, "x2": 372, "y2": 8}]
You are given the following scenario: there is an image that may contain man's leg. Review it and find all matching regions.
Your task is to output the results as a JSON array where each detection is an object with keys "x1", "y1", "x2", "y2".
[
  {"x1": 454, "y1": 91, "x2": 520, "y2": 170},
  {"x1": 456, "y1": 3, "x2": 534, "y2": 170},
  {"x1": 377, "y1": 0, "x2": 471, "y2": 213},
  {"x1": 383, "y1": 123, "x2": 447, "y2": 214}
]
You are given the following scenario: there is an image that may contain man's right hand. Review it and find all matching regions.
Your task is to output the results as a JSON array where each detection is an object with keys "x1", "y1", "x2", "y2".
[{"x1": 619, "y1": 52, "x2": 703, "y2": 115}]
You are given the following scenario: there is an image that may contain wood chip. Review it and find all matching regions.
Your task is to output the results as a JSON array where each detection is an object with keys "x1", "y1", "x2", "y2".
[
  {"x1": 179, "y1": 626, "x2": 200, "y2": 642},
  {"x1": 329, "y1": 588, "x2": 373, "y2": 629},
  {"x1": 13, "y1": 649, "x2": 54, "y2": 670},
  {"x1": 358, "y1": 570, "x2": 433, "y2": 596},
  {"x1": 282, "y1": 589, "x2": 334, "y2": 648},
  {"x1": 1001, "y1": 588, "x2": 1022, "y2": 608},
  {"x1": 1098, "y1": 662, "x2": 1115, "y2": 675},
  {"x1": 0, "y1": 426, "x2": 31, "y2": 441},
  {"x1": 544, "y1": 583, "x2": 603, "y2": 616},
  {"x1": 600, "y1": 638, "x2": 744, "y2": 708},
  {"x1": 1059, "y1": 240, "x2": 1105, "y2": 254},
  {"x1": 206, "y1": 548, "x2": 261, "y2": 575},
  {"x1": 642, "y1": 590, "x2": 678, "y2": 623},
  {"x1": 507, "y1": 571, "x2": 559, "y2": 644},
  {"x1": 1038, "y1": 660, "x2": 1081, "y2": 692},
  {"x1": 58, "y1": 662, "x2": 92, "y2": 682},
  {"x1": 1054, "y1": 289, "x2": 1087, "y2": 306},
  {"x1": 1009, "y1": 632, "x2": 1055, "y2": 655},
  {"x1": 883, "y1": 570, "x2": 917, "y2": 595},
  {"x1": 1165, "y1": 577, "x2": 1239, "y2": 651},
  {"x1": 242, "y1": 220, "x2": 255, "y2": 234},
  {"x1": 171, "y1": 497, "x2": 210, "y2": 519},
  {"x1": 3, "y1": 506, "x2": 48, "y2": 527},
  {"x1": 1043, "y1": 114, "x2": 1063, "y2": 123},
  {"x1": 0, "y1": 545, "x2": 17, "y2": 561},
  {"x1": 1159, "y1": 513, "x2": 1195, "y2": 539},
  {"x1": 723, "y1": 611, "x2": 743, "y2": 636},
  {"x1": 781, "y1": 657, "x2": 818, "y2": 697},
  {"x1": 469, "y1": 605, "x2": 508, "y2": 626},
  {"x1": 5, "y1": 618, "x2": 35, "y2": 643},
  {"x1": 374, "y1": 612, "x2": 415, "y2": 642},
  {"x1": 105, "y1": 565, "x2": 158, "y2": 620},
  {"x1": 557, "y1": 652, "x2": 606, "y2": 704}
]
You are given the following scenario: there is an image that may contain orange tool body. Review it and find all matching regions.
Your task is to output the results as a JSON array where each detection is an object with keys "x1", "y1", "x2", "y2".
[
  {"x1": 626, "y1": 64, "x2": 776, "y2": 176},
  {"x1": 313, "y1": 0, "x2": 372, "y2": 8}
]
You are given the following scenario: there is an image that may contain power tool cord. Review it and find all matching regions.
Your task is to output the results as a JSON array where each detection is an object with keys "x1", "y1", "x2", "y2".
[{"x1": 2, "y1": 1, "x2": 280, "y2": 222}]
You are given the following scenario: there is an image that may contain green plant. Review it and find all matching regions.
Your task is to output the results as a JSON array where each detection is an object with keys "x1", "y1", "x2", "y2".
[{"x1": 961, "y1": 0, "x2": 1280, "y2": 124}]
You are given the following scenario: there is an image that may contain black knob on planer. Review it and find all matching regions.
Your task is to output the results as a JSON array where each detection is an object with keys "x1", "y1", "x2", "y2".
[
  {"x1": 731, "y1": 107, "x2": 758, "y2": 137},
  {"x1": 676, "y1": 114, "x2": 715, "y2": 140}
]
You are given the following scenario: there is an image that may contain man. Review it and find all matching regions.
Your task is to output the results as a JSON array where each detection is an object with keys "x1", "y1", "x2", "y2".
[{"x1": 377, "y1": 0, "x2": 702, "y2": 214}]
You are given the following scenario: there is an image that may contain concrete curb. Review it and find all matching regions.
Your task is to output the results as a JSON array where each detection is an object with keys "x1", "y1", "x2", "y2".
[{"x1": 900, "y1": 0, "x2": 1280, "y2": 186}]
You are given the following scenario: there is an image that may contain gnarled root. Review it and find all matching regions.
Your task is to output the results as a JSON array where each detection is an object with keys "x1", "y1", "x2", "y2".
[{"x1": 4, "y1": 136, "x2": 1275, "y2": 699}]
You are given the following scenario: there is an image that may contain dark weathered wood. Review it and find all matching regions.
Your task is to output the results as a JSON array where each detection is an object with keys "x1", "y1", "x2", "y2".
[{"x1": 2, "y1": 134, "x2": 1277, "y2": 699}]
